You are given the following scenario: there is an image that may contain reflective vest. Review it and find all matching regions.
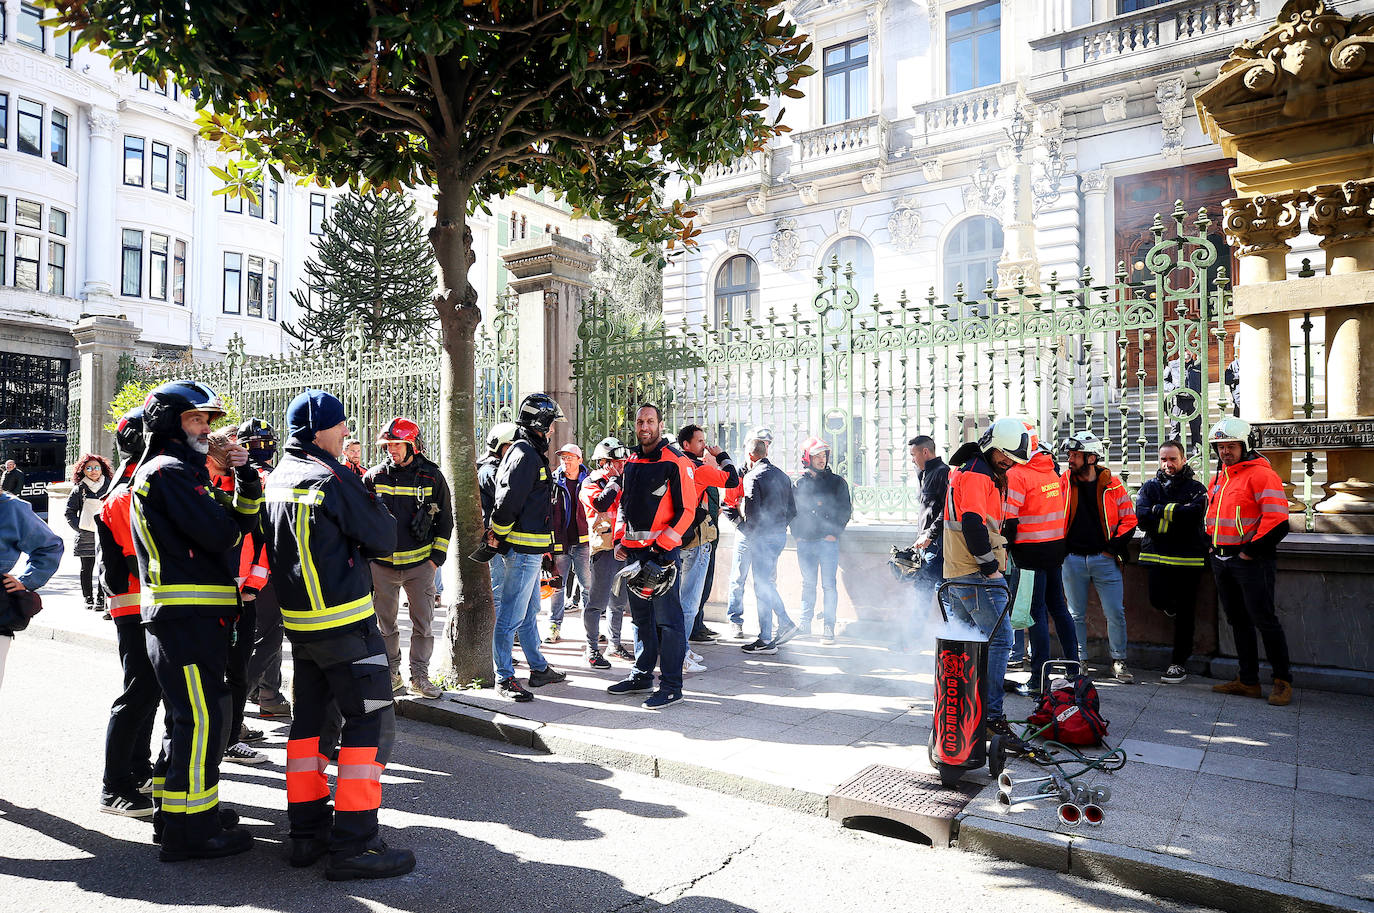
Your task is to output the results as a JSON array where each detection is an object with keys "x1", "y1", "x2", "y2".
[
  {"x1": 1205, "y1": 454, "x2": 1288, "y2": 548},
  {"x1": 1005, "y1": 453, "x2": 1066, "y2": 544},
  {"x1": 942, "y1": 451, "x2": 1007, "y2": 578}
]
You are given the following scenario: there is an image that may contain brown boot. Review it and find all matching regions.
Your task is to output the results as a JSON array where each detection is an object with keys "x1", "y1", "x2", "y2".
[
  {"x1": 1268, "y1": 679, "x2": 1293, "y2": 706},
  {"x1": 1212, "y1": 677, "x2": 1263, "y2": 698}
]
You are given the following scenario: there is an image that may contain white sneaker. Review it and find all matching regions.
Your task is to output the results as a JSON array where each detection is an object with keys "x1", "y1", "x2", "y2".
[
  {"x1": 224, "y1": 742, "x2": 269, "y2": 765},
  {"x1": 731, "y1": 622, "x2": 744, "y2": 639},
  {"x1": 1112, "y1": 660, "x2": 1134, "y2": 684},
  {"x1": 687, "y1": 649, "x2": 703, "y2": 663},
  {"x1": 684, "y1": 657, "x2": 707, "y2": 673}
]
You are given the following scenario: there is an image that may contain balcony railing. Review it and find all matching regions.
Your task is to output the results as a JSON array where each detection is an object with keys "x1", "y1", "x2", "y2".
[
  {"x1": 789, "y1": 113, "x2": 890, "y2": 173},
  {"x1": 695, "y1": 149, "x2": 770, "y2": 197},
  {"x1": 913, "y1": 81, "x2": 1018, "y2": 141}
]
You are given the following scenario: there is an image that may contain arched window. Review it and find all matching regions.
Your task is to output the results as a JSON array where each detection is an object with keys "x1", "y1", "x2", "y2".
[
  {"x1": 944, "y1": 216, "x2": 1004, "y2": 315},
  {"x1": 821, "y1": 235, "x2": 875, "y2": 307},
  {"x1": 714, "y1": 254, "x2": 760, "y2": 328}
]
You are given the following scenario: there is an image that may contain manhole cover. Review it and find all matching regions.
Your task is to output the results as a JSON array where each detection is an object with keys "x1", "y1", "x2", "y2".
[{"x1": 828, "y1": 764, "x2": 982, "y2": 846}]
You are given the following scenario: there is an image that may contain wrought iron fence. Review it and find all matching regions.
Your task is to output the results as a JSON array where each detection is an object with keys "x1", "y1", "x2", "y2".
[
  {"x1": 65, "y1": 369, "x2": 81, "y2": 467},
  {"x1": 573, "y1": 204, "x2": 1244, "y2": 522}
]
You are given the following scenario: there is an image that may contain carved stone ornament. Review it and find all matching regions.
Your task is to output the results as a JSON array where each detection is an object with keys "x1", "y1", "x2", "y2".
[
  {"x1": 1039, "y1": 101, "x2": 1064, "y2": 133},
  {"x1": 927, "y1": 0, "x2": 940, "y2": 29},
  {"x1": 1222, "y1": 193, "x2": 1304, "y2": 255},
  {"x1": 727, "y1": 227, "x2": 741, "y2": 250},
  {"x1": 771, "y1": 216, "x2": 802, "y2": 271},
  {"x1": 88, "y1": 110, "x2": 120, "y2": 139},
  {"x1": 1155, "y1": 77, "x2": 1189, "y2": 159},
  {"x1": 697, "y1": 204, "x2": 713, "y2": 225},
  {"x1": 1080, "y1": 168, "x2": 1110, "y2": 194},
  {"x1": 797, "y1": 183, "x2": 820, "y2": 206},
  {"x1": 836, "y1": 206, "x2": 852, "y2": 233},
  {"x1": 1307, "y1": 179, "x2": 1374, "y2": 246},
  {"x1": 962, "y1": 173, "x2": 1006, "y2": 219},
  {"x1": 861, "y1": 170, "x2": 883, "y2": 194},
  {"x1": 887, "y1": 195, "x2": 922, "y2": 253},
  {"x1": 920, "y1": 158, "x2": 944, "y2": 182},
  {"x1": 747, "y1": 193, "x2": 767, "y2": 216},
  {"x1": 1102, "y1": 94, "x2": 1128, "y2": 123},
  {"x1": 1197, "y1": 0, "x2": 1374, "y2": 119}
]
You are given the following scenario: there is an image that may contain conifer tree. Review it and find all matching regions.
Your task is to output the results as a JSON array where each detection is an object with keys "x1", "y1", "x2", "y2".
[{"x1": 284, "y1": 190, "x2": 436, "y2": 351}]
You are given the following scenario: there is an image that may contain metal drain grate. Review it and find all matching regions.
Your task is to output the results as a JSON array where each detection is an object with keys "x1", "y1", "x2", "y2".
[{"x1": 827, "y1": 764, "x2": 983, "y2": 847}]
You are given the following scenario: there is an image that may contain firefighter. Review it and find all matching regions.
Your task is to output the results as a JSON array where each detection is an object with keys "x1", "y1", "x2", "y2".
[
  {"x1": 237, "y1": 418, "x2": 291, "y2": 720},
  {"x1": 478, "y1": 422, "x2": 519, "y2": 609},
  {"x1": 580, "y1": 436, "x2": 633, "y2": 666},
  {"x1": 486, "y1": 393, "x2": 568, "y2": 702},
  {"x1": 943, "y1": 417, "x2": 1027, "y2": 749},
  {"x1": 262, "y1": 388, "x2": 414, "y2": 880},
  {"x1": 1205, "y1": 417, "x2": 1293, "y2": 706},
  {"x1": 95, "y1": 407, "x2": 160, "y2": 818},
  {"x1": 130, "y1": 381, "x2": 261, "y2": 862},
  {"x1": 364, "y1": 417, "x2": 453, "y2": 699},
  {"x1": 604, "y1": 403, "x2": 696, "y2": 709},
  {"x1": 1002, "y1": 422, "x2": 1075, "y2": 697}
]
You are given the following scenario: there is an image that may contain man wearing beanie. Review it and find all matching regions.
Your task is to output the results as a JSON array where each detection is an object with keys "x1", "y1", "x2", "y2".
[{"x1": 261, "y1": 389, "x2": 415, "y2": 880}]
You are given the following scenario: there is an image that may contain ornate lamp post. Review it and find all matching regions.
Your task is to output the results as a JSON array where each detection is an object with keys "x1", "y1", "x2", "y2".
[{"x1": 996, "y1": 94, "x2": 1041, "y2": 296}]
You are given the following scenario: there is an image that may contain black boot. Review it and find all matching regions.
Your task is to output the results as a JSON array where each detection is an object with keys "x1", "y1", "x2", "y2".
[
  {"x1": 153, "y1": 806, "x2": 239, "y2": 844},
  {"x1": 159, "y1": 826, "x2": 253, "y2": 862},
  {"x1": 288, "y1": 835, "x2": 330, "y2": 867},
  {"x1": 325, "y1": 843, "x2": 416, "y2": 881}
]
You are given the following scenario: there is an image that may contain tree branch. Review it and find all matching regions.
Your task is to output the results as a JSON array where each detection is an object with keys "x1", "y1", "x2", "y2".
[
  {"x1": 424, "y1": 53, "x2": 458, "y2": 140},
  {"x1": 471, "y1": 102, "x2": 661, "y2": 177}
]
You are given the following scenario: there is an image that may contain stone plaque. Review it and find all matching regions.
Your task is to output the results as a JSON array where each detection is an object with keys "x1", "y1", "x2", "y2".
[{"x1": 1250, "y1": 419, "x2": 1374, "y2": 451}]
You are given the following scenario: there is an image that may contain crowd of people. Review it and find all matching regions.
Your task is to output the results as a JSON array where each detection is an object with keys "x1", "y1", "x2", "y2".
[{"x1": 0, "y1": 376, "x2": 1296, "y2": 872}]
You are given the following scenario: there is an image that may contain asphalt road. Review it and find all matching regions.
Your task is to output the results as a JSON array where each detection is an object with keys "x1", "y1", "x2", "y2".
[{"x1": 0, "y1": 634, "x2": 1216, "y2": 913}]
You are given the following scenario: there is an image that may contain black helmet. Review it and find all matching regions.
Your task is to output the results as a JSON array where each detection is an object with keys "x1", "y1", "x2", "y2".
[
  {"x1": 143, "y1": 381, "x2": 226, "y2": 435},
  {"x1": 237, "y1": 417, "x2": 278, "y2": 465},
  {"x1": 516, "y1": 392, "x2": 566, "y2": 433},
  {"x1": 612, "y1": 558, "x2": 678, "y2": 600},
  {"x1": 114, "y1": 407, "x2": 147, "y2": 460}
]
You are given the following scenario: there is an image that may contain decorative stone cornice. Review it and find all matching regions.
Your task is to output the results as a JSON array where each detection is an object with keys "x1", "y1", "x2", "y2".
[
  {"x1": 919, "y1": 158, "x2": 943, "y2": 182},
  {"x1": 1222, "y1": 193, "x2": 1304, "y2": 255},
  {"x1": 1197, "y1": 0, "x2": 1374, "y2": 120},
  {"x1": 887, "y1": 194, "x2": 921, "y2": 253},
  {"x1": 1080, "y1": 168, "x2": 1109, "y2": 195},
  {"x1": 797, "y1": 183, "x2": 819, "y2": 206},
  {"x1": 1307, "y1": 179, "x2": 1374, "y2": 246},
  {"x1": 770, "y1": 216, "x2": 801, "y2": 271}
]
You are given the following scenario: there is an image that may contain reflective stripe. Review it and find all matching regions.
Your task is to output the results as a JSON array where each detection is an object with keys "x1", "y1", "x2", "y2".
[
  {"x1": 945, "y1": 520, "x2": 963, "y2": 531},
  {"x1": 1261, "y1": 502, "x2": 1288, "y2": 514},
  {"x1": 265, "y1": 487, "x2": 327, "y2": 506},
  {"x1": 248, "y1": 564, "x2": 269, "y2": 578},
  {"x1": 658, "y1": 528, "x2": 683, "y2": 548},
  {"x1": 506, "y1": 530, "x2": 553, "y2": 547},
  {"x1": 432, "y1": 537, "x2": 450, "y2": 552},
  {"x1": 577, "y1": 535, "x2": 589, "y2": 544},
  {"x1": 336, "y1": 763, "x2": 384, "y2": 782},
  {"x1": 159, "y1": 785, "x2": 219, "y2": 814},
  {"x1": 1258, "y1": 489, "x2": 1285, "y2": 501},
  {"x1": 180, "y1": 664, "x2": 216, "y2": 816},
  {"x1": 373, "y1": 484, "x2": 433, "y2": 498},
  {"x1": 381, "y1": 544, "x2": 432, "y2": 565},
  {"x1": 280, "y1": 594, "x2": 375, "y2": 633},
  {"x1": 335, "y1": 746, "x2": 383, "y2": 812},
  {"x1": 1014, "y1": 511, "x2": 1061, "y2": 525},
  {"x1": 974, "y1": 550, "x2": 996, "y2": 563},
  {"x1": 1014, "y1": 528, "x2": 1063, "y2": 543},
  {"x1": 144, "y1": 584, "x2": 239, "y2": 608},
  {"x1": 490, "y1": 519, "x2": 514, "y2": 536},
  {"x1": 131, "y1": 491, "x2": 162, "y2": 586},
  {"x1": 108, "y1": 592, "x2": 140, "y2": 610},
  {"x1": 1138, "y1": 552, "x2": 1207, "y2": 567}
]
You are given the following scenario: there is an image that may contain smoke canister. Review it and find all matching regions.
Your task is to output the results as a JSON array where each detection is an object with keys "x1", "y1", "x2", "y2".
[{"x1": 928, "y1": 634, "x2": 990, "y2": 786}]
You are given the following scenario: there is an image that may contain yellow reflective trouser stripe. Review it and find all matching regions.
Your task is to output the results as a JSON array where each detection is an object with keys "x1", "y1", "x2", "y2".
[
  {"x1": 1138, "y1": 552, "x2": 1206, "y2": 567},
  {"x1": 281, "y1": 595, "x2": 375, "y2": 632},
  {"x1": 382, "y1": 544, "x2": 432, "y2": 565},
  {"x1": 152, "y1": 776, "x2": 166, "y2": 800},
  {"x1": 166, "y1": 664, "x2": 219, "y2": 816},
  {"x1": 131, "y1": 493, "x2": 162, "y2": 586},
  {"x1": 144, "y1": 584, "x2": 239, "y2": 607},
  {"x1": 372, "y1": 485, "x2": 432, "y2": 498},
  {"x1": 506, "y1": 531, "x2": 553, "y2": 547}
]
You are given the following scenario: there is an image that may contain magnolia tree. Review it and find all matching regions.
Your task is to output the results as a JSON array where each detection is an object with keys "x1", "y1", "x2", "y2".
[{"x1": 53, "y1": 0, "x2": 812, "y2": 683}]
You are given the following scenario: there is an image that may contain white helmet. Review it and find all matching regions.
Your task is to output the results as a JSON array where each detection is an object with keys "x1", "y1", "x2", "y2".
[
  {"x1": 1063, "y1": 430, "x2": 1106, "y2": 459},
  {"x1": 745, "y1": 426, "x2": 774, "y2": 446},
  {"x1": 1209, "y1": 416, "x2": 1252, "y2": 449},
  {"x1": 485, "y1": 422, "x2": 519, "y2": 456},
  {"x1": 979, "y1": 417, "x2": 1032, "y2": 464},
  {"x1": 591, "y1": 436, "x2": 629, "y2": 463}
]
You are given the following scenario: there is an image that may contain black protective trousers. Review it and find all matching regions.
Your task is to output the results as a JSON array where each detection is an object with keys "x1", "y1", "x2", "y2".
[
  {"x1": 146, "y1": 614, "x2": 233, "y2": 850},
  {"x1": 1146, "y1": 565, "x2": 1203, "y2": 667},
  {"x1": 246, "y1": 580, "x2": 285, "y2": 700},
  {"x1": 285, "y1": 620, "x2": 396, "y2": 859},
  {"x1": 1211, "y1": 555, "x2": 1291, "y2": 685},
  {"x1": 102, "y1": 619, "x2": 161, "y2": 796},
  {"x1": 225, "y1": 600, "x2": 258, "y2": 743}
]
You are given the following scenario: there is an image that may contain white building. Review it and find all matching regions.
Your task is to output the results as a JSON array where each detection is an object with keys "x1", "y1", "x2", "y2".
[{"x1": 662, "y1": 0, "x2": 1355, "y2": 329}]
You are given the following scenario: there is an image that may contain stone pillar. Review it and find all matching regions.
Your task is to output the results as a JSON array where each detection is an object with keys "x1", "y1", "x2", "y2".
[
  {"x1": 192, "y1": 137, "x2": 223, "y2": 349},
  {"x1": 501, "y1": 235, "x2": 599, "y2": 453},
  {"x1": 1222, "y1": 195, "x2": 1300, "y2": 507},
  {"x1": 1080, "y1": 169, "x2": 1110, "y2": 284},
  {"x1": 81, "y1": 110, "x2": 120, "y2": 299},
  {"x1": 72, "y1": 315, "x2": 142, "y2": 460},
  {"x1": 996, "y1": 148, "x2": 1041, "y2": 296},
  {"x1": 1308, "y1": 180, "x2": 1374, "y2": 531}
]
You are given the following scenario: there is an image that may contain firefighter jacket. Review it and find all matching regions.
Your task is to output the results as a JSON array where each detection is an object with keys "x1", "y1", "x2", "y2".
[
  {"x1": 738, "y1": 458, "x2": 794, "y2": 538},
  {"x1": 791, "y1": 466, "x2": 852, "y2": 541},
  {"x1": 551, "y1": 465, "x2": 590, "y2": 553},
  {"x1": 364, "y1": 453, "x2": 453, "y2": 568},
  {"x1": 580, "y1": 466, "x2": 623, "y2": 555},
  {"x1": 263, "y1": 438, "x2": 397, "y2": 640},
  {"x1": 490, "y1": 427, "x2": 555, "y2": 555},
  {"x1": 130, "y1": 437, "x2": 263, "y2": 624},
  {"x1": 942, "y1": 441, "x2": 1007, "y2": 578},
  {"x1": 1003, "y1": 451, "x2": 1067, "y2": 570},
  {"x1": 1062, "y1": 466, "x2": 1138, "y2": 560},
  {"x1": 683, "y1": 450, "x2": 740, "y2": 550},
  {"x1": 1205, "y1": 452, "x2": 1290, "y2": 559},
  {"x1": 212, "y1": 471, "x2": 270, "y2": 594},
  {"x1": 617, "y1": 437, "x2": 696, "y2": 555},
  {"x1": 95, "y1": 467, "x2": 141, "y2": 624},
  {"x1": 1135, "y1": 465, "x2": 1208, "y2": 566}
]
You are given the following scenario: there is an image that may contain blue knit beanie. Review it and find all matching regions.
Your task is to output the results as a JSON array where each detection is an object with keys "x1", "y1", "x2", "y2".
[{"x1": 286, "y1": 389, "x2": 346, "y2": 442}]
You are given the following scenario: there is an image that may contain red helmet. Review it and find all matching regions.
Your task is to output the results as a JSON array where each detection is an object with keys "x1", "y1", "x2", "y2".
[
  {"x1": 377, "y1": 417, "x2": 421, "y2": 448},
  {"x1": 800, "y1": 436, "x2": 831, "y2": 468}
]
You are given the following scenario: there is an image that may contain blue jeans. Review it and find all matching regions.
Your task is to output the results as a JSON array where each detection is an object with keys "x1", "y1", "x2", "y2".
[
  {"x1": 1062, "y1": 553, "x2": 1127, "y2": 661},
  {"x1": 492, "y1": 551, "x2": 551, "y2": 682},
  {"x1": 626, "y1": 549, "x2": 686, "y2": 694},
  {"x1": 745, "y1": 530, "x2": 791, "y2": 641},
  {"x1": 941, "y1": 574, "x2": 1012, "y2": 721},
  {"x1": 550, "y1": 544, "x2": 591, "y2": 624},
  {"x1": 796, "y1": 538, "x2": 840, "y2": 629},
  {"x1": 1015, "y1": 564, "x2": 1078, "y2": 691},
  {"x1": 725, "y1": 533, "x2": 751, "y2": 625},
  {"x1": 677, "y1": 543, "x2": 713, "y2": 638}
]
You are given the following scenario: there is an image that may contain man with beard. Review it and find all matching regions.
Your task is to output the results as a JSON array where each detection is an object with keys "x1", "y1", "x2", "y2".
[
  {"x1": 674, "y1": 424, "x2": 740, "y2": 667},
  {"x1": 130, "y1": 381, "x2": 261, "y2": 861},
  {"x1": 1135, "y1": 440, "x2": 1209, "y2": 684}
]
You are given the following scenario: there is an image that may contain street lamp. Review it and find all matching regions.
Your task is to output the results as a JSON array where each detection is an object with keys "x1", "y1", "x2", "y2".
[{"x1": 1005, "y1": 103, "x2": 1032, "y2": 161}]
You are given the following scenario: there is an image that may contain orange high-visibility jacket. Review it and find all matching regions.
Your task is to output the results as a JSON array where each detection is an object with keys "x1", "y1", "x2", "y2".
[
  {"x1": 1206, "y1": 453, "x2": 1289, "y2": 555},
  {"x1": 1062, "y1": 466, "x2": 1138, "y2": 548},
  {"x1": 96, "y1": 469, "x2": 141, "y2": 622},
  {"x1": 1004, "y1": 451, "x2": 1067, "y2": 569},
  {"x1": 942, "y1": 444, "x2": 1007, "y2": 578}
]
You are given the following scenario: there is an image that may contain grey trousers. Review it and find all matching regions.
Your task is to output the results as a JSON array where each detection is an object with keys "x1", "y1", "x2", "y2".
[{"x1": 370, "y1": 562, "x2": 437, "y2": 680}]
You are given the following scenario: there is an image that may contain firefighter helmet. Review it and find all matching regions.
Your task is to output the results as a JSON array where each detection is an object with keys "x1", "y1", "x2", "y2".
[
  {"x1": 485, "y1": 422, "x2": 519, "y2": 456},
  {"x1": 1063, "y1": 430, "x2": 1106, "y2": 459},
  {"x1": 888, "y1": 546, "x2": 928, "y2": 583},
  {"x1": 1209, "y1": 416, "x2": 1253, "y2": 450},
  {"x1": 142, "y1": 381, "x2": 226, "y2": 435},
  {"x1": 237, "y1": 418, "x2": 277, "y2": 447},
  {"x1": 516, "y1": 393, "x2": 566, "y2": 432},
  {"x1": 114, "y1": 407, "x2": 147, "y2": 460},
  {"x1": 979, "y1": 417, "x2": 1032, "y2": 464},
  {"x1": 745, "y1": 426, "x2": 774, "y2": 447},
  {"x1": 800, "y1": 436, "x2": 831, "y2": 468},
  {"x1": 613, "y1": 559, "x2": 679, "y2": 600},
  {"x1": 591, "y1": 436, "x2": 628, "y2": 463},
  {"x1": 377, "y1": 417, "x2": 421, "y2": 448}
]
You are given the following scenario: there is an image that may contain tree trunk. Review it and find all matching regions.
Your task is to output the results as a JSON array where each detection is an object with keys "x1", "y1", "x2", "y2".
[{"x1": 429, "y1": 174, "x2": 496, "y2": 687}]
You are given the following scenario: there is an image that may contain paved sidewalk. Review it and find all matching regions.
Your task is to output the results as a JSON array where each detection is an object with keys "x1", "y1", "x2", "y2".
[{"x1": 23, "y1": 538, "x2": 1374, "y2": 913}]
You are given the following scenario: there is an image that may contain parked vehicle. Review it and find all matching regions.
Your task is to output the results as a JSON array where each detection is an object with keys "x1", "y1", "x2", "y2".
[{"x1": 0, "y1": 430, "x2": 67, "y2": 518}]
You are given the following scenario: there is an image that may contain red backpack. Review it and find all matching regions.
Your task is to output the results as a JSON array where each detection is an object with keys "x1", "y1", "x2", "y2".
[{"x1": 1026, "y1": 675, "x2": 1109, "y2": 746}]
